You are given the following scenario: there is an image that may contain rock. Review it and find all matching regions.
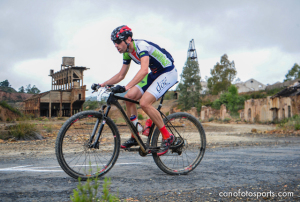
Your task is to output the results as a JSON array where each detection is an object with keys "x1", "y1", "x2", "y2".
[
  {"x1": 8, "y1": 137, "x2": 17, "y2": 142},
  {"x1": 251, "y1": 128, "x2": 257, "y2": 133}
]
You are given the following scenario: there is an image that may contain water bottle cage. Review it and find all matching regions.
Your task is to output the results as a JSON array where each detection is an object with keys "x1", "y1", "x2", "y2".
[
  {"x1": 142, "y1": 126, "x2": 150, "y2": 133},
  {"x1": 136, "y1": 122, "x2": 143, "y2": 132}
]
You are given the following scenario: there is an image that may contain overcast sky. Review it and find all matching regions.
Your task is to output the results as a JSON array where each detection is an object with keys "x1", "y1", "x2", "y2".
[{"x1": 1, "y1": 0, "x2": 299, "y2": 97}]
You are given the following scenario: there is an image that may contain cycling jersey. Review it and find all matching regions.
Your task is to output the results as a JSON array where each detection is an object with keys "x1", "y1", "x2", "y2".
[
  {"x1": 122, "y1": 39, "x2": 178, "y2": 100},
  {"x1": 123, "y1": 39, "x2": 174, "y2": 73}
]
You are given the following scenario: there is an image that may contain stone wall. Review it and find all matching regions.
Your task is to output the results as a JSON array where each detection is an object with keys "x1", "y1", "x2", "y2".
[
  {"x1": 242, "y1": 95, "x2": 296, "y2": 122},
  {"x1": 200, "y1": 105, "x2": 230, "y2": 121},
  {"x1": 220, "y1": 104, "x2": 231, "y2": 120}
]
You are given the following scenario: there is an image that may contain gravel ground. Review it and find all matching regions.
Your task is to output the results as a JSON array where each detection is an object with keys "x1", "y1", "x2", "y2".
[{"x1": 0, "y1": 123, "x2": 299, "y2": 202}]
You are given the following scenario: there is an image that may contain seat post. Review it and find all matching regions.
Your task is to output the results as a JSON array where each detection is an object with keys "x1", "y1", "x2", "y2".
[{"x1": 157, "y1": 94, "x2": 165, "y2": 111}]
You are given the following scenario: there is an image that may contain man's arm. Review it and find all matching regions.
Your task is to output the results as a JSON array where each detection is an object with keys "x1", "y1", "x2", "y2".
[
  {"x1": 100, "y1": 63, "x2": 130, "y2": 87},
  {"x1": 125, "y1": 56, "x2": 149, "y2": 91}
]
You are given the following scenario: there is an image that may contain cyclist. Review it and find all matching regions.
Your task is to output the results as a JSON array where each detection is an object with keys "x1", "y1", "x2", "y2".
[{"x1": 92, "y1": 25, "x2": 178, "y2": 156}]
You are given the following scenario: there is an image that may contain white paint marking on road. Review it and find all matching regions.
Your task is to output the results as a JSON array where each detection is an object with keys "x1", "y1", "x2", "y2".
[{"x1": 0, "y1": 162, "x2": 143, "y2": 172}]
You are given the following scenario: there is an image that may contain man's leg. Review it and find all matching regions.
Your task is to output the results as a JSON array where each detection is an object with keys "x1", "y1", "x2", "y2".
[
  {"x1": 124, "y1": 86, "x2": 142, "y2": 117},
  {"x1": 139, "y1": 92, "x2": 163, "y2": 129},
  {"x1": 140, "y1": 92, "x2": 174, "y2": 156},
  {"x1": 121, "y1": 86, "x2": 143, "y2": 149}
]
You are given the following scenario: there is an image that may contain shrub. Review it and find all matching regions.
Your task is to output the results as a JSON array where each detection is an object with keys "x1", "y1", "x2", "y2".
[
  {"x1": 295, "y1": 124, "x2": 300, "y2": 130},
  {"x1": 70, "y1": 177, "x2": 119, "y2": 202},
  {"x1": 223, "y1": 118, "x2": 231, "y2": 123},
  {"x1": 83, "y1": 101, "x2": 100, "y2": 111},
  {"x1": 254, "y1": 114, "x2": 260, "y2": 123},
  {"x1": 43, "y1": 124, "x2": 53, "y2": 133},
  {"x1": 208, "y1": 117, "x2": 214, "y2": 122},
  {"x1": 9, "y1": 122, "x2": 40, "y2": 140},
  {"x1": 202, "y1": 99, "x2": 213, "y2": 107},
  {"x1": 277, "y1": 114, "x2": 300, "y2": 131},
  {"x1": 138, "y1": 114, "x2": 144, "y2": 120}
]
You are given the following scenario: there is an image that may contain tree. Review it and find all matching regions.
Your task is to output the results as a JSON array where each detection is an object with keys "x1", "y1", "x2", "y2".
[
  {"x1": 25, "y1": 84, "x2": 41, "y2": 94},
  {"x1": 29, "y1": 85, "x2": 41, "y2": 94},
  {"x1": 207, "y1": 54, "x2": 237, "y2": 95},
  {"x1": 284, "y1": 63, "x2": 300, "y2": 82},
  {"x1": 177, "y1": 58, "x2": 202, "y2": 112},
  {"x1": 0, "y1": 79, "x2": 10, "y2": 87},
  {"x1": 25, "y1": 84, "x2": 32, "y2": 93},
  {"x1": 212, "y1": 85, "x2": 245, "y2": 116},
  {"x1": 18, "y1": 86, "x2": 25, "y2": 93}
]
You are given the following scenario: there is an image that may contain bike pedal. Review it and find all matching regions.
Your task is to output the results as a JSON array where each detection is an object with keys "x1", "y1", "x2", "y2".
[{"x1": 148, "y1": 146, "x2": 160, "y2": 150}]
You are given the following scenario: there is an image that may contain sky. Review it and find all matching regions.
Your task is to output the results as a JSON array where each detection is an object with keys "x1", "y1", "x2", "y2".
[{"x1": 1, "y1": 0, "x2": 299, "y2": 97}]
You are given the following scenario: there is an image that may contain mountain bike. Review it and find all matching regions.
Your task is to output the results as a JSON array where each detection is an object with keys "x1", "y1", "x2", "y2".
[{"x1": 55, "y1": 85, "x2": 206, "y2": 180}]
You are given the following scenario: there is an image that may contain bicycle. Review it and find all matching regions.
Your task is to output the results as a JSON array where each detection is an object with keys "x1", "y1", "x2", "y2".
[{"x1": 55, "y1": 85, "x2": 206, "y2": 180}]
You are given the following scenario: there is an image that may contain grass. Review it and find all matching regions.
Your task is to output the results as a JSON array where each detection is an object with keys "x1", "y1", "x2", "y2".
[
  {"x1": 277, "y1": 114, "x2": 300, "y2": 131},
  {"x1": 0, "y1": 100, "x2": 22, "y2": 116}
]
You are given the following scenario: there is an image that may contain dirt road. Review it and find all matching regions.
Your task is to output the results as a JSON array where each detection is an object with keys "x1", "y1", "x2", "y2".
[{"x1": 0, "y1": 123, "x2": 299, "y2": 201}]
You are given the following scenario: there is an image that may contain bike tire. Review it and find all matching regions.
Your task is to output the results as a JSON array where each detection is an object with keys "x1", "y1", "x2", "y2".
[
  {"x1": 55, "y1": 110, "x2": 120, "y2": 180},
  {"x1": 152, "y1": 112, "x2": 206, "y2": 175}
]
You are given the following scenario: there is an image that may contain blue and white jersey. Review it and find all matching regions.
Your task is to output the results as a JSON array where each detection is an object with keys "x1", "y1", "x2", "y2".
[{"x1": 123, "y1": 39, "x2": 174, "y2": 73}]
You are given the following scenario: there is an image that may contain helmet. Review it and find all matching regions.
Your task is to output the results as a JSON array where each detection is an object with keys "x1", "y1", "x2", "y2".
[{"x1": 111, "y1": 25, "x2": 132, "y2": 43}]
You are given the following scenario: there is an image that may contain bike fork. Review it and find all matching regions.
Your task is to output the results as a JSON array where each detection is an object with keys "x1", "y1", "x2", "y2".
[{"x1": 90, "y1": 105, "x2": 111, "y2": 149}]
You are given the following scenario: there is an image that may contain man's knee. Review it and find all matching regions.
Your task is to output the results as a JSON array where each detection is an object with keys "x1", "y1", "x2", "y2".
[
  {"x1": 125, "y1": 92, "x2": 135, "y2": 100},
  {"x1": 139, "y1": 99, "x2": 148, "y2": 110},
  {"x1": 125, "y1": 87, "x2": 141, "y2": 100}
]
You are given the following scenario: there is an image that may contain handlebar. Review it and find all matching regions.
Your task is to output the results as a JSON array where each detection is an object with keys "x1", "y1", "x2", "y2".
[{"x1": 92, "y1": 85, "x2": 114, "y2": 94}]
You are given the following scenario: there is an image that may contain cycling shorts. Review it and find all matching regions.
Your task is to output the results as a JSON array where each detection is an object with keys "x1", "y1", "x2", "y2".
[{"x1": 136, "y1": 66, "x2": 178, "y2": 100}]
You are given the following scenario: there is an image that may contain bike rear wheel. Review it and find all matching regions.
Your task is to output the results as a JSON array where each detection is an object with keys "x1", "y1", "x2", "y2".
[
  {"x1": 55, "y1": 110, "x2": 120, "y2": 180},
  {"x1": 152, "y1": 112, "x2": 206, "y2": 175}
]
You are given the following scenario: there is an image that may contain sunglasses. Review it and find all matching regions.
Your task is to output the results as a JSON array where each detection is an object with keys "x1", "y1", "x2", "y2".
[{"x1": 113, "y1": 39, "x2": 123, "y2": 44}]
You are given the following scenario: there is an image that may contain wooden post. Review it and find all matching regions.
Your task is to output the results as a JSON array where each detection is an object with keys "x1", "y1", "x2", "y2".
[
  {"x1": 60, "y1": 91, "x2": 62, "y2": 117},
  {"x1": 49, "y1": 94, "x2": 52, "y2": 118}
]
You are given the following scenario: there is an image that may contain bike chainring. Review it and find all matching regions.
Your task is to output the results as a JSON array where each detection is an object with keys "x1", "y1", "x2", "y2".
[{"x1": 138, "y1": 147, "x2": 148, "y2": 157}]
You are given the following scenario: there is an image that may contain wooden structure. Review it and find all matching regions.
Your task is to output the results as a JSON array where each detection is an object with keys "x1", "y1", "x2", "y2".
[{"x1": 24, "y1": 57, "x2": 89, "y2": 117}]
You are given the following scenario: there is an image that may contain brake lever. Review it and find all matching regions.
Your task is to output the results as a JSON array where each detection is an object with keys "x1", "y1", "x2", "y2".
[{"x1": 92, "y1": 85, "x2": 101, "y2": 93}]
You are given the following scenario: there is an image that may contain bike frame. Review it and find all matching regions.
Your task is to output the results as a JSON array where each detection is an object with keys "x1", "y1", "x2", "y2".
[{"x1": 90, "y1": 90, "x2": 166, "y2": 154}]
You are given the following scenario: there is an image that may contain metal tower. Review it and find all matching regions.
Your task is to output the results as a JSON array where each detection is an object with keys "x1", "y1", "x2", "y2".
[
  {"x1": 187, "y1": 39, "x2": 200, "y2": 77},
  {"x1": 187, "y1": 39, "x2": 198, "y2": 61}
]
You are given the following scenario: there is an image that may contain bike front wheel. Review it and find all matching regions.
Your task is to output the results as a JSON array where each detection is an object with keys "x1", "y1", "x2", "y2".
[
  {"x1": 152, "y1": 112, "x2": 206, "y2": 175},
  {"x1": 55, "y1": 110, "x2": 120, "y2": 180}
]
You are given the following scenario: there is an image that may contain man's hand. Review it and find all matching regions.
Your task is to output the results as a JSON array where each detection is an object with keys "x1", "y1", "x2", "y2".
[
  {"x1": 111, "y1": 85, "x2": 126, "y2": 93},
  {"x1": 91, "y1": 83, "x2": 100, "y2": 91}
]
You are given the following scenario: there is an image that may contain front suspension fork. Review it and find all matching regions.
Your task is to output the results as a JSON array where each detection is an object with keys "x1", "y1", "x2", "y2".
[{"x1": 90, "y1": 105, "x2": 110, "y2": 148}]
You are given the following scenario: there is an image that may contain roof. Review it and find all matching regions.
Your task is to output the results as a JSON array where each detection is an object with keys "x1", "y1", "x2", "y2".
[
  {"x1": 271, "y1": 82, "x2": 300, "y2": 98},
  {"x1": 24, "y1": 91, "x2": 50, "y2": 101},
  {"x1": 244, "y1": 78, "x2": 266, "y2": 86}
]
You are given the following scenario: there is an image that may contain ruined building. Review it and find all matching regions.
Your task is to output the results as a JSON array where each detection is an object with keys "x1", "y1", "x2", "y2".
[
  {"x1": 24, "y1": 57, "x2": 89, "y2": 117},
  {"x1": 242, "y1": 81, "x2": 300, "y2": 122}
]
